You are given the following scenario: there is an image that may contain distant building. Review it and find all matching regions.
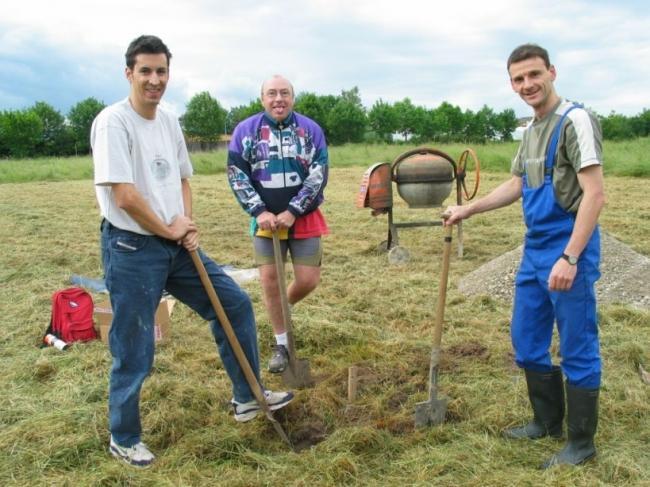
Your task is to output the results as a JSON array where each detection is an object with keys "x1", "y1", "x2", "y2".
[
  {"x1": 512, "y1": 117, "x2": 533, "y2": 141},
  {"x1": 512, "y1": 127, "x2": 526, "y2": 141},
  {"x1": 185, "y1": 133, "x2": 231, "y2": 152}
]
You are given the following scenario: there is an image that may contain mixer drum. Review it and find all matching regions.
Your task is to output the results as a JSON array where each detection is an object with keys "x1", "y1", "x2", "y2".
[{"x1": 393, "y1": 152, "x2": 454, "y2": 208}]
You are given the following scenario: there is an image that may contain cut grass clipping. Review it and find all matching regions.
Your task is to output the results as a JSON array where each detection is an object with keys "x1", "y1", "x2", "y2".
[{"x1": 0, "y1": 164, "x2": 648, "y2": 485}]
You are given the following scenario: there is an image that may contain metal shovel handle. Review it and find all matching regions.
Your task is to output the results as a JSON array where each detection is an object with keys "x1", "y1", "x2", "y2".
[
  {"x1": 271, "y1": 231, "x2": 298, "y2": 367},
  {"x1": 189, "y1": 249, "x2": 294, "y2": 451}
]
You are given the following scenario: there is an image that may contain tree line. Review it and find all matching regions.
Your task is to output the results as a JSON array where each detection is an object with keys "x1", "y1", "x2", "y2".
[
  {"x1": 1, "y1": 89, "x2": 649, "y2": 158},
  {"x1": 0, "y1": 99, "x2": 105, "y2": 158},
  {"x1": 185, "y1": 87, "x2": 521, "y2": 146}
]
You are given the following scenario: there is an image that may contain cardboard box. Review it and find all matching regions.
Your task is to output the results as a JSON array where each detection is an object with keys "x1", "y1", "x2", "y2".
[{"x1": 93, "y1": 297, "x2": 176, "y2": 344}]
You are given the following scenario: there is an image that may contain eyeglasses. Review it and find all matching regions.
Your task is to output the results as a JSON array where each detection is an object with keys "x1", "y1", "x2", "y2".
[{"x1": 264, "y1": 89, "x2": 292, "y2": 99}]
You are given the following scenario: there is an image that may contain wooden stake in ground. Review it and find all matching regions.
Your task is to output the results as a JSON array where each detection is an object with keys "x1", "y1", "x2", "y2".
[{"x1": 348, "y1": 366, "x2": 359, "y2": 402}]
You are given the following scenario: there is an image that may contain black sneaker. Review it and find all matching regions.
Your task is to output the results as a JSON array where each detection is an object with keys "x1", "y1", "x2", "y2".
[{"x1": 268, "y1": 344, "x2": 289, "y2": 373}]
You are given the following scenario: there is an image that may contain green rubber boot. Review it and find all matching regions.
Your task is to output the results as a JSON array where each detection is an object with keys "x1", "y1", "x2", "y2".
[
  {"x1": 542, "y1": 384, "x2": 599, "y2": 468},
  {"x1": 503, "y1": 367, "x2": 564, "y2": 440}
]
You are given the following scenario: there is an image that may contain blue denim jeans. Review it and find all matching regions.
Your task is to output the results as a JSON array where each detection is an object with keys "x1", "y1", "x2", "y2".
[{"x1": 101, "y1": 221, "x2": 261, "y2": 447}]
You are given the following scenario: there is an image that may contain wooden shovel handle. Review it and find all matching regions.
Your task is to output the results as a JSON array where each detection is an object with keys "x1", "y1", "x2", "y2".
[
  {"x1": 271, "y1": 232, "x2": 297, "y2": 363},
  {"x1": 190, "y1": 249, "x2": 296, "y2": 450},
  {"x1": 189, "y1": 251, "x2": 269, "y2": 410},
  {"x1": 432, "y1": 224, "x2": 453, "y2": 348}
]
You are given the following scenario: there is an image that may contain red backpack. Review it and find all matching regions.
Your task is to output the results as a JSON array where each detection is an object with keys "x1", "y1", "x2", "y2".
[{"x1": 49, "y1": 287, "x2": 97, "y2": 343}]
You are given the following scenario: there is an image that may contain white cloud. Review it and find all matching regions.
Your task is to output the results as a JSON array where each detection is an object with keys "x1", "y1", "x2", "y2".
[{"x1": 1, "y1": 0, "x2": 649, "y2": 115}]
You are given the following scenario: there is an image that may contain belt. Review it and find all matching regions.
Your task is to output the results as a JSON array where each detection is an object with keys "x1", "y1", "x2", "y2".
[{"x1": 101, "y1": 218, "x2": 180, "y2": 246}]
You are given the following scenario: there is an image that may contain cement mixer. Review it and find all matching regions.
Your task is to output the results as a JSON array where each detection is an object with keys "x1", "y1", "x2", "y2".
[{"x1": 356, "y1": 147, "x2": 480, "y2": 264}]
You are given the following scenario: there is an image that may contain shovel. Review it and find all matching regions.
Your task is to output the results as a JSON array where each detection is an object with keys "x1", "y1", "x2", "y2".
[
  {"x1": 189, "y1": 249, "x2": 294, "y2": 451},
  {"x1": 414, "y1": 223, "x2": 453, "y2": 427},
  {"x1": 272, "y1": 231, "x2": 314, "y2": 388}
]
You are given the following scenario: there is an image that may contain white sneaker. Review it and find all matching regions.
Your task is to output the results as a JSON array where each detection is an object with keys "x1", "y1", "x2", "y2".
[
  {"x1": 232, "y1": 390, "x2": 294, "y2": 422},
  {"x1": 110, "y1": 436, "x2": 155, "y2": 467}
]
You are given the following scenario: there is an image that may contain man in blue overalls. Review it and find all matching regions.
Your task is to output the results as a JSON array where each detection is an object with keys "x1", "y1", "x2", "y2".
[{"x1": 444, "y1": 43, "x2": 605, "y2": 468}]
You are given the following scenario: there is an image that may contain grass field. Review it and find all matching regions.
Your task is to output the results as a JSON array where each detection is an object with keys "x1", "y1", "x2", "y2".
[
  {"x1": 1, "y1": 150, "x2": 649, "y2": 485},
  {"x1": 1, "y1": 137, "x2": 649, "y2": 184}
]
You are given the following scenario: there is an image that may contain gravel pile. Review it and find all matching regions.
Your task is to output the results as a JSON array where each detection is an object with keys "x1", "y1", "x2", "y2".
[{"x1": 458, "y1": 232, "x2": 650, "y2": 309}]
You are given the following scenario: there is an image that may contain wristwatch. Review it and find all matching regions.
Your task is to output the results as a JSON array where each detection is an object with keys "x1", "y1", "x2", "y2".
[{"x1": 561, "y1": 253, "x2": 578, "y2": 265}]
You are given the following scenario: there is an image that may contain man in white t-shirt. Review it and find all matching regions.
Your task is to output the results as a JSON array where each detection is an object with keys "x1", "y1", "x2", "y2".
[{"x1": 91, "y1": 35, "x2": 293, "y2": 468}]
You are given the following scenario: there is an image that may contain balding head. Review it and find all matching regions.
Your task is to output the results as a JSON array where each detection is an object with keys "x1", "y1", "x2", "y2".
[
  {"x1": 261, "y1": 75, "x2": 294, "y2": 98},
  {"x1": 260, "y1": 75, "x2": 295, "y2": 122}
]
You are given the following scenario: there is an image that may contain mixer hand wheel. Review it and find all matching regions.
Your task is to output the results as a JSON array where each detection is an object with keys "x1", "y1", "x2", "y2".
[{"x1": 457, "y1": 148, "x2": 481, "y2": 201}]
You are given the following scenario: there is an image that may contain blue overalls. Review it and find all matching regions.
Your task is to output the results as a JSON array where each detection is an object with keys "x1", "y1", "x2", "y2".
[{"x1": 511, "y1": 104, "x2": 602, "y2": 389}]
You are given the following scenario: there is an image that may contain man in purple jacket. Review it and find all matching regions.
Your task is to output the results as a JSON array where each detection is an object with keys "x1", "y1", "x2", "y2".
[{"x1": 228, "y1": 75, "x2": 329, "y2": 373}]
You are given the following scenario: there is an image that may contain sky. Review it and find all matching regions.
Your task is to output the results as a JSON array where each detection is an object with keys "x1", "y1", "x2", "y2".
[{"x1": 1, "y1": 0, "x2": 648, "y2": 119}]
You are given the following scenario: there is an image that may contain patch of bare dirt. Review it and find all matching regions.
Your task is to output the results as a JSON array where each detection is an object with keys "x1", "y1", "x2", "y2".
[
  {"x1": 458, "y1": 232, "x2": 650, "y2": 309},
  {"x1": 447, "y1": 341, "x2": 490, "y2": 359},
  {"x1": 374, "y1": 416, "x2": 414, "y2": 435},
  {"x1": 291, "y1": 423, "x2": 328, "y2": 452}
]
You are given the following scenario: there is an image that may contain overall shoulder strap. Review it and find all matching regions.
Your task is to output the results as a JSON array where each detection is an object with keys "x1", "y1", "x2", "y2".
[{"x1": 545, "y1": 102, "x2": 583, "y2": 172}]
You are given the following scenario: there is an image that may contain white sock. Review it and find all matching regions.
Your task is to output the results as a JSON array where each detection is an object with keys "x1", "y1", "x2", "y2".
[{"x1": 275, "y1": 332, "x2": 288, "y2": 347}]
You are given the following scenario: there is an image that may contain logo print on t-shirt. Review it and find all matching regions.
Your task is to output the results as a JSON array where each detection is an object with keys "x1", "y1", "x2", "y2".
[{"x1": 151, "y1": 156, "x2": 171, "y2": 180}]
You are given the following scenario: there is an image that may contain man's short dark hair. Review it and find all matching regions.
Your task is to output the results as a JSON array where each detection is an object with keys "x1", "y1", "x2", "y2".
[
  {"x1": 125, "y1": 35, "x2": 172, "y2": 69},
  {"x1": 507, "y1": 43, "x2": 551, "y2": 70}
]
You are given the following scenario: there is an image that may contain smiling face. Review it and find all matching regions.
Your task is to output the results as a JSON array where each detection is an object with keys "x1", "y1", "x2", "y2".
[
  {"x1": 126, "y1": 52, "x2": 169, "y2": 119},
  {"x1": 261, "y1": 76, "x2": 294, "y2": 122},
  {"x1": 509, "y1": 56, "x2": 559, "y2": 119}
]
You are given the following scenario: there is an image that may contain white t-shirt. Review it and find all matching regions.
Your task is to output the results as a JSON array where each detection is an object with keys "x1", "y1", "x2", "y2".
[{"x1": 91, "y1": 98, "x2": 193, "y2": 235}]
